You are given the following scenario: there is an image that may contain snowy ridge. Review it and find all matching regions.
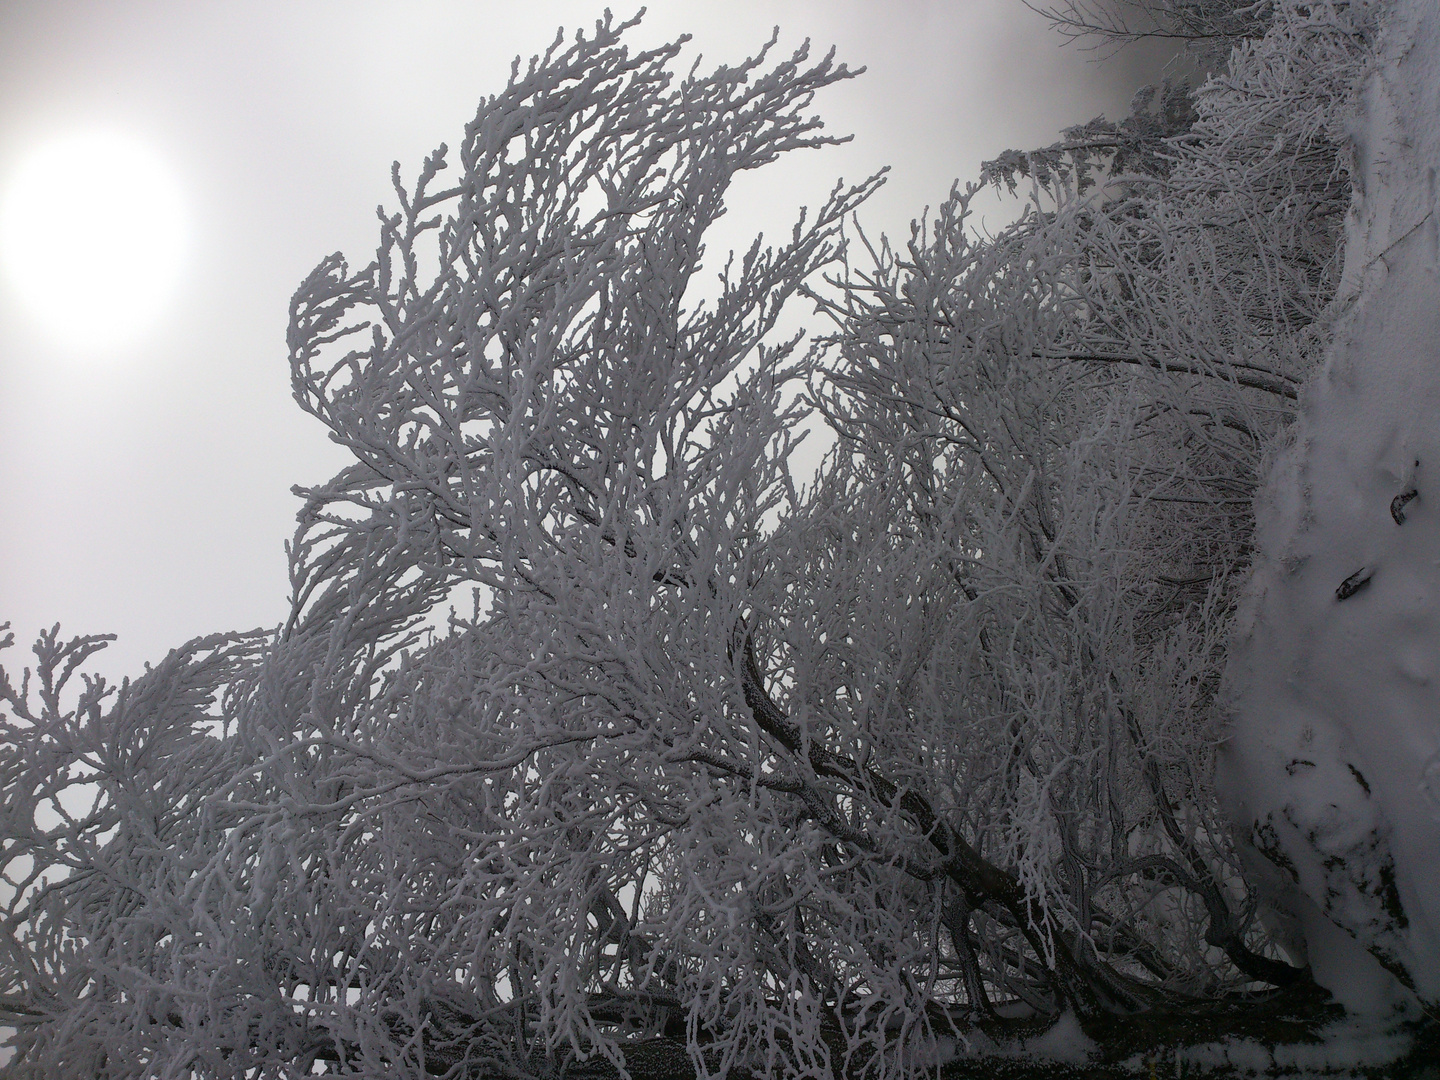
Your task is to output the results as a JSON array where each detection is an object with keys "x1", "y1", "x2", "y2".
[{"x1": 1223, "y1": 0, "x2": 1440, "y2": 1015}]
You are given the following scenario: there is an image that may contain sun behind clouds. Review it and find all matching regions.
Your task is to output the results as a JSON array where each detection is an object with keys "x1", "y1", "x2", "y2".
[{"x1": 0, "y1": 130, "x2": 187, "y2": 354}]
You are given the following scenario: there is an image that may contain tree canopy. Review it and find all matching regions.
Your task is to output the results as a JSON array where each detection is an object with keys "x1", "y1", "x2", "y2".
[{"x1": 3, "y1": 3, "x2": 1436, "y2": 1078}]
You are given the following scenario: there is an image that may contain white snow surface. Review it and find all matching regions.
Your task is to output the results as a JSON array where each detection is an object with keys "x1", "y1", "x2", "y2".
[
  {"x1": 949, "y1": 1011, "x2": 1097, "y2": 1067},
  {"x1": 1222, "y1": 0, "x2": 1440, "y2": 1013},
  {"x1": 1116, "y1": 1014, "x2": 1414, "y2": 1075},
  {"x1": 1170, "y1": 1022, "x2": 1413, "y2": 1077}
]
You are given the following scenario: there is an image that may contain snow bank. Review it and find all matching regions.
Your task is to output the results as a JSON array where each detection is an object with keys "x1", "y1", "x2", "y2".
[
  {"x1": 1170, "y1": 1022, "x2": 1413, "y2": 1077},
  {"x1": 1115, "y1": 1015, "x2": 1414, "y2": 1076},
  {"x1": 947, "y1": 1011, "x2": 1097, "y2": 1068},
  {"x1": 1222, "y1": 0, "x2": 1440, "y2": 1014}
]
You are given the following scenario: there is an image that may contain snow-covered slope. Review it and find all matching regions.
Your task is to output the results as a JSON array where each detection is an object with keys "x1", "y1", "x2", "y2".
[{"x1": 1222, "y1": 0, "x2": 1440, "y2": 1016}]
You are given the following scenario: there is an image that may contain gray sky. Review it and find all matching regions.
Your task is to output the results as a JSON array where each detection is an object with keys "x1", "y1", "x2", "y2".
[{"x1": 0, "y1": 1, "x2": 1176, "y2": 682}]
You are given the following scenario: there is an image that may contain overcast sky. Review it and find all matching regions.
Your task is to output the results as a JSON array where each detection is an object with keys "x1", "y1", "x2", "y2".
[{"x1": 0, "y1": 1, "x2": 1177, "y2": 682}]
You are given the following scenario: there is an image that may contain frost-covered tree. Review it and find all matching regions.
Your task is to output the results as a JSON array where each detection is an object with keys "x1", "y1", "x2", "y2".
[
  {"x1": 3, "y1": 5, "x2": 1436, "y2": 1079},
  {"x1": 910, "y1": 0, "x2": 1440, "y2": 1027},
  {"x1": 1027, "y1": 0, "x2": 1279, "y2": 71}
]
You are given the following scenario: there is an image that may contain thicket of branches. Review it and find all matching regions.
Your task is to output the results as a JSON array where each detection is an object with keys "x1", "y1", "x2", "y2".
[{"x1": 0, "y1": 3, "x2": 1387, "y2": 1077}]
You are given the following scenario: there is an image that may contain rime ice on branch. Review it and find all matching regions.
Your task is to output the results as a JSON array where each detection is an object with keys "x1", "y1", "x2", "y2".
[{"x1": 3, "y1": 4, "x2": 1435, "y2": 1078}]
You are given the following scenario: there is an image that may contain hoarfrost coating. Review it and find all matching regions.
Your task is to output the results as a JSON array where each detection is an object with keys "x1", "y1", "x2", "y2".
[
  {"x1": 1224, "y1": 0, "x2": 1440, "y2": 1016},
  {"x1": 6, "y1": 3, "x2": 1440, "y2": 1077}
]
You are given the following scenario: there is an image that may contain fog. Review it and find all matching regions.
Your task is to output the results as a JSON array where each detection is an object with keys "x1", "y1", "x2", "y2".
[{"x1": 0, "y1": 1, "x2": 1178, "y2": 680}]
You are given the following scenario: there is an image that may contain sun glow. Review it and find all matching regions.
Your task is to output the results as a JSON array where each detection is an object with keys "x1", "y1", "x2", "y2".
[{"x1": 0, "y1": 130, "x2": 187, "y2": 353}]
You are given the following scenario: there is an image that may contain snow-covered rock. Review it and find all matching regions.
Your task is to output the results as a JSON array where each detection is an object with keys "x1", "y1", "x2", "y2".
[{"x1": 1222, "y1": 0, "x2": 1440, "y2": 1016}]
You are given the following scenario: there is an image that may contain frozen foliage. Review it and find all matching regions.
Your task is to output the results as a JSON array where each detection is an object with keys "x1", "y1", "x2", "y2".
[
  {"x1": 1029, "y1": 0, "x2": 1280, "y2": 70},
  {"x1": 2, "y1": 4, "x2": 1436, "y2": 1079},
  {"x1": 1223, "y1": 0, "x2": 1440, "y2": 1017},
  {"x1": 803, "y1": 0, "x2": 1376, "y2": 1023}
]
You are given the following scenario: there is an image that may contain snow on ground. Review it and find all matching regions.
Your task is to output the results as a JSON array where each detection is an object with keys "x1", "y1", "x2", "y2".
[
  {"x1": 1223, "y1": 0, "x2": 1440, "y2": 1015},
  {"x1": 945, "y1": 1011, "x2": 1097, "y2": 1068},
  {"x1": 1158, "y1": 1013, "x2": 1416, "y2": 1076}
]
